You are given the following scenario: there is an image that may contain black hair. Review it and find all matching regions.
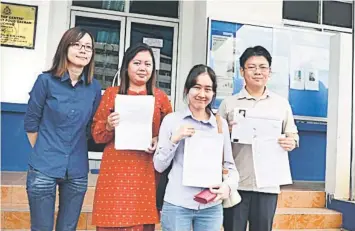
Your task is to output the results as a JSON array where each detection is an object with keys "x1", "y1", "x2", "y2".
[
  {"x1": 118, "y1": 42, "x2": 156, "y2": 95},
  {"x1": 183, "y1": 64, "x2": 217, "y2": 113},
  {"x1": 239, "y1": 45, "x2": 272, "y2": 68}
]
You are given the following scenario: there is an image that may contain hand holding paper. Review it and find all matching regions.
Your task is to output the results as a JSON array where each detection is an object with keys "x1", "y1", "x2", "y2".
[
  {"x1": 278, "y1": 136, "x2": 296, "y2": 152},
  {"x1": 170, "y1": 124, "x2": 195, "y2": 144},
  {"x1": 106, "y1": 112, "x2": 120, "y2": 131},
  {"x1": 146, "y1": 137, "x2": 158, "y2": 154}
]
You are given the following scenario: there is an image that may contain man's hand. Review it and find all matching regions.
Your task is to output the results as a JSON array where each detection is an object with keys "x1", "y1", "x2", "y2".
[{"x1": 278, "y1": 136, "x2": 296, "y2": 152}]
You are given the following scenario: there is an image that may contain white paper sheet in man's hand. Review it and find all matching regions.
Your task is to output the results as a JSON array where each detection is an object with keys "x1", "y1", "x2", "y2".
[
  {"x1": 252, "y1": 136, "x2": 292, "y2": 188},
  {"x1": 231, "y1": 108, "x2": 282, "y2": 144}
]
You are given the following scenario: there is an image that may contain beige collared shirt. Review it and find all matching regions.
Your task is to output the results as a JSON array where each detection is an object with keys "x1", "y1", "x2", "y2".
[{"x1": 218, "y1": 87, "x2": 299, "y2": 194}]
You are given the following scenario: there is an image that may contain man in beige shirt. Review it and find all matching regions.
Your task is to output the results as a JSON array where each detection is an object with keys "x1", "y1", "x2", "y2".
[{"x1": 218, "y1": 46, "x2": 299, "y2": 231}]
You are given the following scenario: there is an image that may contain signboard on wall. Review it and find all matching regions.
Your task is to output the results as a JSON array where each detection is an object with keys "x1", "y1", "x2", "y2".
[{"x1": 1, "y1": 2, "x2": 38, "y2": 49}]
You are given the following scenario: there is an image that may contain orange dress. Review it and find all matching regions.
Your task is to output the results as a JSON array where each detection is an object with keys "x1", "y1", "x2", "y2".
[{"x1": 91, "y1": 86, "x2": 172, "y2": 229}]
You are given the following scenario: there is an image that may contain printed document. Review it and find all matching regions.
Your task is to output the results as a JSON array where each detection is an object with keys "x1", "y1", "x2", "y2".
[
  {"x1": 183, "y1": 131, "x2": 224, "y2": 187},
  {"x1": 231, "y1": 108, "x2": 282, "y2": 144},
  {"x1": 252, "y1": 136, "x2": 292, "y2": 188},
  {"x1": 114, "y1": 95, "x2": 155, "y2": 151}
]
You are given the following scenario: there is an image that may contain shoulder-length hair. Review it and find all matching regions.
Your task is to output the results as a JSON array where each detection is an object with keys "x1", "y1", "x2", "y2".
[
  {"x1": 183, "y1": 64, "x2": 217, "y2": 113},
  {"x1": 118, "y1": 43, "x2": 156, "y2": 95},
  {"x1": 45, "y1": 27, "x2": 95, "y2": 85}
]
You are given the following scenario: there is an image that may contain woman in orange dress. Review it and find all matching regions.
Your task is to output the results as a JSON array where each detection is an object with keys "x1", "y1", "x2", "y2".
[{"x1": 91, "y1": 43, "x2": 172, "y2": 231}]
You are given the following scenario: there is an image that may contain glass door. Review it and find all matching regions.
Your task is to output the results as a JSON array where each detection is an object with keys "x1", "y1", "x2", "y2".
[
  {"x1": 71, "y1": 11, "x2": 126, "y2": 90},
  {"x1": 125, "y1": 18, "x2": 178, "y2": 107}
]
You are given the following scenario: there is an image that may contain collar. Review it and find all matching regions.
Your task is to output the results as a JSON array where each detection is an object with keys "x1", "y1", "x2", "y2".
[
  {"x1": 127, "y1": 88, "x2": 147, "y2": 95},
  {"x1": 237, "y1": 86, "x2": 271, "y2": 100},
  {"x1": 182, "y1": 107, "x2": 217, "y2": 128},
  {"x1": 60, "y1": 72, "x2": 85, "y2": 84}
]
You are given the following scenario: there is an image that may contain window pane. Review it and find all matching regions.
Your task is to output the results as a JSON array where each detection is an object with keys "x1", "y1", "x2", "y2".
[
  {"x1": 323, "y1": 1, "x2": 352, "y2": 29},
  {"x1": 75, "y1": 16, "x2": 121, "y2": 89},
  {"x1": 72, "y1": 0, "x2": 125, "y2": 12},
  {"x1": 283, "y1": 1, "x2": 320, "y2": 24},
  {"x1": 129, "y1": 0, "x2": 179, "y2": 18}
]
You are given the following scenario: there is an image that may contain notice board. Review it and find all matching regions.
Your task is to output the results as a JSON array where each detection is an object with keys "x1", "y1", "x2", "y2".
[{"x1": 207, "y1": 19, "x2": 331, "y2": 118}]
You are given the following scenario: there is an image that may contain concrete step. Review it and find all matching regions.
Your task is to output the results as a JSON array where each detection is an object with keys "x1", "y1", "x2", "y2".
[
  {"x1": 1, "y1": 172, "x2": 340, "y2": 230},
  {"x1": 1, "y1": 185, "x2": 326, "y2": 209},
  {"x1": 1, "y1": 172, "x2": 327, "y2": 208},
  {"x1": 1, "y1": 204, "x2": 342, "y2": 230},
  {"x1": 274, "y1": 230, "x2": 342, "y2": 231},
  {"x1": 1, "y1": 204, "x2": 161, "y2": 230},
  {"x1": 277, "y1": 190, "x2": 326, "y2": 208},
  {"x1": 273, "y1": 208, "x2": 342, "y2": 229}
]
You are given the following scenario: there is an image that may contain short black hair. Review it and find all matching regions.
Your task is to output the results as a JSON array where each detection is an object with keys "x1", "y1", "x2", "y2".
[
  {"x1": 239, "y1": 46, "x2": 272, "y2": 68},
  {"x1": 183, "y1": 64, "x2": 217, "y2": 113}
]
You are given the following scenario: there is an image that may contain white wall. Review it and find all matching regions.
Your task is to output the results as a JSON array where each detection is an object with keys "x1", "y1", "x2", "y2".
[
  {"x1": 326, "y1": 33, "x2": 352, "y2": 199},
  {"x1": 206, "y1": 0, "x2": 283, "y2": 26},
  {"x1": 1, "y1": 0, "x2": 51, "y2": 104},
  {"x1": 44, "y1": 0, "x2": 71, "y2": 69},
  {"x1": 175, "y1": 0, "x2": 208, "y2": 110}
]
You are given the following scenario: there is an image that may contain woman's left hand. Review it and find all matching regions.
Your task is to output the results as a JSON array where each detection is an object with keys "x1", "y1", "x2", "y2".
[
  {"x1": 146, "y1": 137, "x2": 158, "y2": 154},
  {"x1": 210, "y1": 183, "x2": 231, "y2": 202}
]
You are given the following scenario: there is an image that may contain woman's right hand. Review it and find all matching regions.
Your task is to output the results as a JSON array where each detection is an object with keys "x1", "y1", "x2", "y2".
[
  {"x1": 106, "y1": 112, "x2": 120, "y2": 132},
  {"x1": 170, "y1": 125, "x2": 195, "y2": 144}
]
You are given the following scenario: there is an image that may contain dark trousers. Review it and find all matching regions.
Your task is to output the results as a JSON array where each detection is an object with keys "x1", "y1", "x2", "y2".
[
  {"x1": 26, "y1": 166, "x2": 88, "y2": 231},
  {"x1": 223, "y1": 190, "x2": 278, "y2": 231}
]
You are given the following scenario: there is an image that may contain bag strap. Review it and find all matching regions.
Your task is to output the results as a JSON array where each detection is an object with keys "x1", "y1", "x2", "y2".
[
  {"x1": 215, "y1": 114, "x2": 223, "y2": 134},
  {"x1": 215, "y1": 114, "x2": 227, "y2": 169},
  {"x1": 112, "y1": 68, "x2": 121, "y2": 87}
]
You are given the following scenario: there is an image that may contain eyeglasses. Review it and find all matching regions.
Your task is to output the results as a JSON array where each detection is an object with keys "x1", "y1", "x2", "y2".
[
  {"x1": 244, "y1": 66, "x2": 270, "y2": 73},
  {"x1": 70, "y1": 42, "x2": 93, "y2": 52}
]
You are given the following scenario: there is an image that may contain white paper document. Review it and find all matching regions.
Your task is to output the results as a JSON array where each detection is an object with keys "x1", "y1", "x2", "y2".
[
  {"x1": 211, "y1": 34, "x2": 234, "y2": 78},
  {"x1": 290, "y1": 69, "x2": 305, "y2": 90},
  {"x1": 305, "y1": 69, "x2": 319, "y2": 91},
  {"x1": 231, "y1": 109, "x2": 282, "y2": 144},
  {"x1": 216, "y1": 77, "x2": 234, "y2": 97},
  {"x1": 252, "y1": 137, "x2": 292, "y2": 188},
  {"x1": 114, "y1": 95, "x2": 155, "y2": 151},
  {"x1": 143, "y1": 37, "x2": 163, "y2": 48},
  {"x1": 183, "y1": 131, "x2": 224, "y2": 188}
]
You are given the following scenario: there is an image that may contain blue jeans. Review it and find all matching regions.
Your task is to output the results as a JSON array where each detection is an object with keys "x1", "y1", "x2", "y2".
[
  {"x1": 161, "y1": 202, "x2": 223, "y2": 231},
  {"x1": 26, "y1": 166, "x2": 87, "y2": 231}
]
